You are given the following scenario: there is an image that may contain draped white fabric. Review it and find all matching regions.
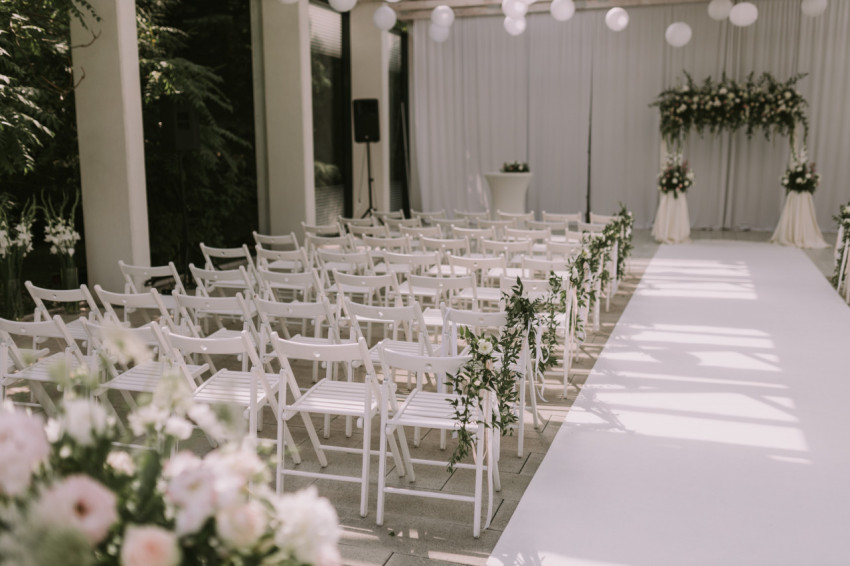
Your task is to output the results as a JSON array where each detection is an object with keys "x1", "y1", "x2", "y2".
[
  {"x1": 651, "y1": 192, "x2": 691, "y2": 244},
  {"x1": 770, "y1": 191, "x2": 828, "y2": 248},
  {"x1": 410, "y1": 0, "x2": 850, "y2": 231}
]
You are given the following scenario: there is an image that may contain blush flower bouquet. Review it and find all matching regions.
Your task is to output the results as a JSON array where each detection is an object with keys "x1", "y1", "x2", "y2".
[{"x1": 0, "y1": 330, "x2": 341, "y2": 566}]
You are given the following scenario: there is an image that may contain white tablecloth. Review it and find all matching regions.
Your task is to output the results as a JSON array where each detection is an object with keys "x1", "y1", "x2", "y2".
[
  {"x1": 652, "y1": 192, "x2": 691, "y2": 244},
  {"x1": 770, "y1": 191, "x2": 828, "y2": 249}
]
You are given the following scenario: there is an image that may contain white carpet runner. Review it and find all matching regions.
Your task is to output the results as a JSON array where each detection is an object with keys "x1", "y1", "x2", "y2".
[{"x1": 489, "y1": 241, "x2": 850, "y2": 566}]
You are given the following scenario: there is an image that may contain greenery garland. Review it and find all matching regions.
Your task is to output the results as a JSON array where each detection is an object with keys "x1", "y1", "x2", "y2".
[
  {"x1": 831, "y1": 203, "x2": 850, "y2": 288},
  {"x1": 613, "y1": 203, "x2": 635, "y2": 278},
  {"x1": 651, "y1": 72, "x2": 809, "y2": 146}
]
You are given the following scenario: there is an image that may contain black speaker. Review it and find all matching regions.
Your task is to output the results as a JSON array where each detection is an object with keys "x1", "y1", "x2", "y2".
[
  {"x1": 353, "y1": 99, "x2": 380, "y2": 143},
  {"x1": 161, "y1": 99, "x2": 200, "y2": 152}
]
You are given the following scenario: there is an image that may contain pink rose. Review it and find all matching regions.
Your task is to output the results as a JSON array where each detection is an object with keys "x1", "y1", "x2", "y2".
[
  {"x1": 34, "y1": 474, "x2": 117, "y2": 545},
  {"x1": 120, "y1": 525, "x2": 181, "y2": 566}
]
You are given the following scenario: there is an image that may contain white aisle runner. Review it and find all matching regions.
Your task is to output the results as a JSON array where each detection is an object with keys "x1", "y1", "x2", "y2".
[{"x1": 489, "y1": 241, "x2": 850, "y2": 566}]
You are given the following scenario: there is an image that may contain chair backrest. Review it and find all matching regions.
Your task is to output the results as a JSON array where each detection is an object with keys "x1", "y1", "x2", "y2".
[
  {"x1": 362, "y1": 235, "x2": 412, "y2": 254},
  {"x1": 453, "y1": 209, "x2": 490, "y2": 221},
  {"x1": 500, "y1": 276, "x2": 552, "y2": 299},
  {"x1": 441, "y1": 305, "x2": 508, "y2": 355},
  {"x1": 346, "y1": 224, "x2": 391, "y2": 239},
  {"x1": 542, "y1": 211, "x2": 583, "y2": 225},
  {"x1": 546, "y1": 241, "x2": 582, "y2": 261},
  {"x1": 504, "y1": 227, "x2": 551, "y2": 243},
  {"x1": 314, "y1": 248, "x2": 375, "y2": 280},
  {"x1": 589, "y1": 213, "x2": 617, "y2": 225},
  {"x1": 343, "y1": 298, "x2": 432, "y2": 350},
  {"x1": 254, "y1": 246, "x2": 310, "y2": 272},
  {"x1": 405, "y1": 274, "x2": 475, "y2": 307},
  {"x1": 453, "y1": 227, "x2": 496, "y2": 253},
  {"x1": 304, "y1": 233, "x2": 354, "y2": 256},
  {"x1": 383, "y1": 217, "x2": 422, "y2": 231},
  {"x1": 477, "y1": 218, "x2": 516, "y2": 238},
  {"x1": 430, "y1": 217, "x2": 468, "y2": 236},
  {"x1": 199, "y1": 243, "x2": 254, "y2": 271},
  {"x1": 332, "y1": 271, "x2": 402, "y2": 307},
  {"x1": 189, "y1": 264, "x2": 254, "y2": 297},
  {"x1": 497, "y1": 210, "x2": 534, "y2": 228},
  {"x1": 255, "y1": 295, "x2": 339, "y2": 342},
  {"x1": 255, "y1": 267, "x2": 323, "y2": 302},
  {"x1": 420, "y1": 236, "x2": 471, "y2": 257},
  {"x1": 480, "y1": 238, "x2": 533, "y2": 258},
  {"x1": 378, "y1": 346, "x2": 471, "y2": 392},
  {"x1": 80, "y1": 318, "x2": 160, "y2": 378},
  {"x1": 252, "y1": 231, "x2": 299, "y2": 251},
  {"x1": 577, "y1": 221, "x2": 606, "y2": 234},
  {"x1": 446, "y1": 253, "x2": 507, "y2": 283},
  {"x1": 373, "y1": 209, "x2": 405, "y2": 224},
  {"x1": 0, "y1": 315, "x2": 84, "y2": 370},
  {"x1": 527, "y1": 219, "x2": 567, "y2": 235},
  {"x1": 522, "y1": 256, "x2": 571, "y2": 279},
  {"x1": 94, "y1": 285, "x2": 173, "y2": 327},
  {"x1": 382, "y1": 251, "x2": 441, "y2": 276},
  {"x1": 25, "y1": 281, "x2": 101, "y2": 322},
  {"x1": 118, "y1": 260, "x2": 186, "y2": 296},
  {"x1": 410, "y1": 209, "x2": 446, "y2": 222},
  {"x1": 338, "y1": 216, "x2": 375, "y2": 229},
  {"x1": 399, "y1": 225, "x2": 442, "y2": 239},
  {"x1": 302, "y1": 221, "x2": 341, "y2": 237},
  {"x1": 172, "y1": 291, "x2": 258, "y2": 339},
  {"x1": 160, "y1": 327, "x2": 262, "y2": 389}
]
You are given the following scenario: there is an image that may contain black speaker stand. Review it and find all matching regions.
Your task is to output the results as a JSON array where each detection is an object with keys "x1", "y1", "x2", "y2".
[{"x1": 361, "y1": 140, "x2": 375, "y2": 219}]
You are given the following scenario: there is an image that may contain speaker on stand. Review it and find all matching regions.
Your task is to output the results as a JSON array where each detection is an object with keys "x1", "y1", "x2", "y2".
[
  {"x1": 160, "y1": 99, "x2": 200, "y2": 282},
  {"x1": 353, "y1": 99, "x2": 380, "y2": 218}
]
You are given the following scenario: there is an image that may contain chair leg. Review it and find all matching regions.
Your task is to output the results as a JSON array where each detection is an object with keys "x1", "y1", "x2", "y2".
[
  {"x1": 473, "y1": 427, "x2": 484, "y2": 538},
  {"x1": 359, "y1": 408, "x2": 371, "y2": 518}
]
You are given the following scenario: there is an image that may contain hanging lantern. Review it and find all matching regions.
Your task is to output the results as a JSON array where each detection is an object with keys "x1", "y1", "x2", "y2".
[
  {"x1": 729, "y1": 2, "x2": 758, "y2": 27},
  {"x1": 605, "y1": 7, "x2": 629, "y2": 32},
  {"x1": 665, "y1": 22, "x2": 692, "y2": 48},
  {"x1": 550, "y1": 0, "x2": 576, "y2": 22}
]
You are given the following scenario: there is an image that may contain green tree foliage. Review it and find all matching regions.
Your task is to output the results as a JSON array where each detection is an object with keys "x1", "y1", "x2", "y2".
[{"x1": 1, "y1": 0, "x2": 257, "y2": 275}]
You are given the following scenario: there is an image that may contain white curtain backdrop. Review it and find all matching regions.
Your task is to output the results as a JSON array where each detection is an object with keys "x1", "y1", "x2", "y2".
[{"x1": 410, "y1": 0, "x2": 850, "y2": 230}]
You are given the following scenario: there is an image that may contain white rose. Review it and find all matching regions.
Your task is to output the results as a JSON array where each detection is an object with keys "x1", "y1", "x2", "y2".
[
  {"x1": 62, "y1": 399, "x2": 110, "y2": 446},
  {"x1": 0, "y1": 409, "x2": 50, "y2": 496},
  {"x1": 274, "y1": 486, "x2": 341, "y2": 566},
  {"x1": 165, "y1": 416, "x2": 193, "y2": 440},
  {"x1": 121, "y1": 525, "x2": 181, "y2": 566},
  {"x1": 478, "y1": 340, "x2": 494, "y2": 356},
  {"x1": 216, "y1": 500, "x2": 267, "y2": 550},
  {"x1": 107, "y1": 451, "x2": 136, "y2": 476}
]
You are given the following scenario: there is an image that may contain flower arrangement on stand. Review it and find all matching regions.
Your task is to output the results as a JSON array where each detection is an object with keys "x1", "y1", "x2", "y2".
[
  {"x1": 500, "y1": 161, "x2": 530, "y2": 173},
  {"x1": 42, "y1": 190, "x2": 82, "y2": 296},
  {"x1": 0, "y1": 196, "x2": 36, "y2": 320},
  {"x1": 0, "y1": 333, "x2": 341, "y2": 566},
  {"x1": 657, "y1": 153, "x2": 694, "y2": 199},
  {"x1": 781, "y1": 149, "x2": 820, "y2": 193}
]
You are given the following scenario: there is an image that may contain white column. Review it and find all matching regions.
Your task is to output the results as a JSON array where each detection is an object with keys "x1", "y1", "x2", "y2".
[
  {"x1": 350, "y1": 6, "x2": 391, "y2": 216},
  {"x1": 71, "y1": 0, "x2": 150, "y2": 292},
  {"x1": 258, "y1": 0, "x2": 315, "y2": 235}
]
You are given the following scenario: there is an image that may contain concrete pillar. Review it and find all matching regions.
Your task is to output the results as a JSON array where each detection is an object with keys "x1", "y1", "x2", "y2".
[
  {"x1": 350, "y1": 6, "x2": 392, "y2": 216},
  {"x1": 256, "y1": 0, "x2": 315, "y2": 235},
  {"x1": 71, "y1": 0, "x2": 150, "y2": 292}
]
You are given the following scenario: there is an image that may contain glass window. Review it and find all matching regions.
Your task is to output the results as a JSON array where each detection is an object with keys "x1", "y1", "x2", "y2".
[{"x1": 309, "y1": 4, "x2": 351, "y2": 224}]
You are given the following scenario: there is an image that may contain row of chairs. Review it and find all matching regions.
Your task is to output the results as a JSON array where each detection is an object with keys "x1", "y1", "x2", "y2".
[{"x1": 1, "y1": 293, "x2": 512, "y2": 537}]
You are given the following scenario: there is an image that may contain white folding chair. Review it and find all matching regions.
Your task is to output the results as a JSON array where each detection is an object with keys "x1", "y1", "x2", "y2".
[
  {"x1": 497, "y1": 210, "x2": 534, "y2": 228},
  {"x1": 25, "y1": 281, "x2": 102, "y2": 347},
  {"x1": 376, "y1": 347, "x2": 498, "y2": 538},
  {"x1": 118, "y1": 260, "x2": 186, "y2": 315},
  {"x1": 253, "y1": 231, "x2": 299, "y2": 251},
  {"x1": 269, "y1": 335, "x2": 388, "y2": 517},
  {"x1": 254, "y1": 246, "x2": 309, "y2": 273}
]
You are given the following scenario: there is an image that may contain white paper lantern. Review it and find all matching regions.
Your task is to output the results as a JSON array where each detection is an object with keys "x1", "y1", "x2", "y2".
[
  {"x1": 550, "y1": 0, "x2": 576, "y2": 22},
  {"x1": 707, "y1": 0, "x2": 733, "y2": 20},
  {"x1": 729, "y1": 2, "x2": 758, "y2": 27},
  {"x1": 428, "y1": 22, "x2": 451, "y2": 42},
  {"x1": 504, "y1": 16, "x2": 527, "y2": 36},
  {"x1": 502, "y1": 0, "x2": 528, "y2": 20},
  {"x1": 431, "y1": 5, "x2": 455, "y2": 27},
  {"x1": 329, "y1": 0, "x2": 356, "y2": 12},
  {"x1": 801, "y1": 0, "x2": 828, "y2": 17},
  {"x1": 605, "y1": 7, "x2": 629, "y2": 32},
  {"x1": 385, "y1": 0, "x2": 400, "y2": 4},
  {"x1": 373, "y1": 4, "x2": 397, "y2": 30},
  {"x1": 665, "y1": 22, "x2": 692, "y2": 47},
  {"x1": 278, "y1": 0, "x2": 299, "y2": 5}
]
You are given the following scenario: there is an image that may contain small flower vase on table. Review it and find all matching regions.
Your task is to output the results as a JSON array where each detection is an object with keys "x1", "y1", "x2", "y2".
[{"x1": 652, "y1": 153, "x2": 693, "y2": 244}]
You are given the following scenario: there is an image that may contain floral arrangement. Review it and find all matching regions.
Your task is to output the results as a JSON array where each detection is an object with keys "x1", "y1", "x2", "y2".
[
  {"x1": 831, "y1": 202, "x2": 850, "y2": 288},
  {"x1": 0, "y1": 334, "x2": 341, "y2": 566},
  {"x1": 657, "y1": 153, "x2": 694, "y2": 198},
  {"x1": 42, "y1": 190, "x2": 82, "y2": 268},
  {"x1": 0, "y1": 195, "x2": 36, "y2": 320},
  {"x1": 500, "y1": 161, "x2": 530, "y2": 173},
  {"x1": 651, "y1": 72, "x2": 809, "y2": 145},
  {"x1": 613, "y1": 203, "x2": 635, "y2": 278},
  {"x1": 781, "y1": 150, "x2": 820, "y2": 193}
]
